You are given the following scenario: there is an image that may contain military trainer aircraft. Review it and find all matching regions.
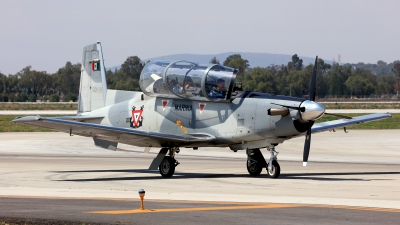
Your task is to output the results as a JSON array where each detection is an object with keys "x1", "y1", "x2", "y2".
[{"x1": 12, "y1": 42, "x2": 391, "y2": 178}]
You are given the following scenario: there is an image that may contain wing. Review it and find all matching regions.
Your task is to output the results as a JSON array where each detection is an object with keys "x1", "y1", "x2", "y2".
[
  {"x1": 11, "y1": 116, "x2": 215, "y2": 147},
  {"x1": 311, "y1": 113, "x2": 391, "y2": 134}
]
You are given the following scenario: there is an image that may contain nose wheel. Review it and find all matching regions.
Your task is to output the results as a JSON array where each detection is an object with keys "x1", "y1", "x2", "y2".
[
  {"x1": 267, "y1": 160, "x2": 280, "y2": 178},
  {"x1": 266, "y1": 147, "x2": 280, "y2": 178},
  {"x1": 245, "y1": 147, "x2": 281, "y2": 178}
]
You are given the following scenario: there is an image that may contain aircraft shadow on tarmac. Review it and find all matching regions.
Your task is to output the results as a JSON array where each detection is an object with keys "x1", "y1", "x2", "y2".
[{"x1": 51, "y1": 169, "x2": 400, "y2": 182}]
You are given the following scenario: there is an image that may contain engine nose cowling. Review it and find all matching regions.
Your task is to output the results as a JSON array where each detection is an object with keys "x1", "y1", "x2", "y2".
[{"x1": 300, "y1": 100, "x2": 325, "y2": 121}]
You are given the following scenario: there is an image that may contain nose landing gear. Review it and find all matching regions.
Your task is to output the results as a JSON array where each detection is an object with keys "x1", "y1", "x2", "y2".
[{"x1": 246, "y1": 146, "x2": 281, "y2": 178}]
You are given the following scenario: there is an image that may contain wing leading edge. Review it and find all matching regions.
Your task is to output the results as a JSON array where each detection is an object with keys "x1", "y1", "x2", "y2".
[
  {"x1": 311, "y1": 113, "x2": 391, "y2": 134},
  {"x1": 11, "y1": 116, "x2": 215, "y2": 148}
]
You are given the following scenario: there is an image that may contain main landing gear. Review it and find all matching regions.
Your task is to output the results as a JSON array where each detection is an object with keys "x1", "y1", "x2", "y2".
[
  {"x1": 158, "y1": 148, "x2": 180, "y2": 177},
  {"x1": 152, "y1": 146, "x2": 280, "y2": 178},
  {"x1": 246, "y1": 146, "x2": 280, "y2": 178}
]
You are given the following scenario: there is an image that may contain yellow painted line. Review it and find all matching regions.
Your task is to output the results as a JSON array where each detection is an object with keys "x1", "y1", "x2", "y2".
[
  {"x1": 88, "y1": 203, "x2": 400, "y2": 215},
  {"x1": 88, "y1": 203, "x2": 301, "y2": 214}
]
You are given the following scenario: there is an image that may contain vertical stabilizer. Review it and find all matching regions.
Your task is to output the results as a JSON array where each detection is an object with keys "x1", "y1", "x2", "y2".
[{"x1": 78, "y1": 42, "x2": 107, "y2": 113}]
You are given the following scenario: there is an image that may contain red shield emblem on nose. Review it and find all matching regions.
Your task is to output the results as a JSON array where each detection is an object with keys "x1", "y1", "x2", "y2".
[
  {"x1": 162, "y1": 100, "x2": 168, "y2": 111},
  {"x1": 199, "y1": 103, "x2": 206, "y2": 113}
]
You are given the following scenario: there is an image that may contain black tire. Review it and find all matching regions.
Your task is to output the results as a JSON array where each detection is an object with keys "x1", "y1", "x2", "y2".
[
  {"x1": 159, "y1": 156, "x2": 176, "y2": 177},
  {"x1": 247, "y1": 159, "x2": 263, "y2": 176},
  {"x1": 267, "y1": 160, "x2": 280, "y2": 178}
]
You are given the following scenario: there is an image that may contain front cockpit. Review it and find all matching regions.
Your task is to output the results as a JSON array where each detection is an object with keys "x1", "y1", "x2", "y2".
[{"x1": 139, "y1": 61, "x2": 238, "y2": 102}]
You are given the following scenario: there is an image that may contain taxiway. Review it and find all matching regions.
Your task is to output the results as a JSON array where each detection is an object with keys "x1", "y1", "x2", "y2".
[{"x1": 0, "y1": 131, "x2": 399, "y2": 224}]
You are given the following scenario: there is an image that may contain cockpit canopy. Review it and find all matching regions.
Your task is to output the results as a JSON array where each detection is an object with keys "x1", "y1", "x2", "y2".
[{"x1": 139, "y1": 61, "x2": 237, "y2": 102}]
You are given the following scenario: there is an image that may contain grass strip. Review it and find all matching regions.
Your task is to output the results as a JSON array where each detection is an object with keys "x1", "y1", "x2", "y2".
[
  {"x1": 316, "y1": 113, "x2": 399, "y2": 129},
  {"x1": 0, "y1": 115, "x2": 61, "y2": 132},
  {"x1": 0, "y1": 102, "x2": 77, "y2": 111},
  {"x1": 322, "y1": 102, "x2": 400, "y2": 109}
]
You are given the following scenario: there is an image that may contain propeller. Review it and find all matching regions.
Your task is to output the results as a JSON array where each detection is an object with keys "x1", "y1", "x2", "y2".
[
  {"x1": 268, "y1": 56, "x2": 351, "y2": 166},
  {"x1": 302, "y1": 56, "x2": 318, "y2": 166}
]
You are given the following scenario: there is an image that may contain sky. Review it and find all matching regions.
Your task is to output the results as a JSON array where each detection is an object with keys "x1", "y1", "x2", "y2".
[{"x1": 1, "y1": 0, "x2": 399, "y2": 75}]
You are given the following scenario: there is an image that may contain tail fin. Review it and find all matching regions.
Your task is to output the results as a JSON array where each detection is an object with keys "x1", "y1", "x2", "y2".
[{"x1": 78, "y1": 42, "x2": 107, "y2": 114}]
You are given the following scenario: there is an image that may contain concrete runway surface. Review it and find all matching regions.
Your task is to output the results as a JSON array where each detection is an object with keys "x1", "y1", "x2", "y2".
[{"x1": 1, "y1": 131, "x2": 400, "y2": 224}]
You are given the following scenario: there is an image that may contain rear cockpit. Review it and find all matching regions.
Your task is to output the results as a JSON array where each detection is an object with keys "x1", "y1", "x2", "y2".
[{"x1": 139, "y1": 61, "x2": 238, "y2": 102}]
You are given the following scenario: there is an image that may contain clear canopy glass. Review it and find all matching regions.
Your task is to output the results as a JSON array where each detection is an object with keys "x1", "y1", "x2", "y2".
[{"x1": 139, "y1": 60, "x2": 237, "y2": 101}]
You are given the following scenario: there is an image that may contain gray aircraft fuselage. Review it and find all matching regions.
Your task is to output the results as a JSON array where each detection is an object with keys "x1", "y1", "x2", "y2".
[{"x1": 87, "y1": 90, "x2": 308, "y2": 151}]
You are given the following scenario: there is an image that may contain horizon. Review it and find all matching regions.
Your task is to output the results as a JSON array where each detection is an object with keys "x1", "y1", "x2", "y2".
[
  {"x1": 3, "y1": 50, "x2": 398, "y2": 75},
  {"x1": 1, "y1": 0, "x2": 399, "y2": 75}
]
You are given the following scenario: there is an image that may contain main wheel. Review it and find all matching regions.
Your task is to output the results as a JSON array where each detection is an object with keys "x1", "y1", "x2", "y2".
[
  {"x1": 267, "y1": 160, "x2": 280, "y2": 178},
  {"x1": 247, "y1": 159, "x2": 263, "y2": 176},
  {"x1": 159, "y1": 156, "x2": 176, "y2": 177}
]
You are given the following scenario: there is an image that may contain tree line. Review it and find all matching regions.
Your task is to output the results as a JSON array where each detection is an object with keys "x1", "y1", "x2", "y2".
[
  {"x1": 1, "y1": 54, "x2": 399, "y2": 102},
  {"x1": 228, "y1": 54, "x2": 400, "y2": 99},
  {"x1": 0, "y1": 62, "x2": 81, "y2": 102}
]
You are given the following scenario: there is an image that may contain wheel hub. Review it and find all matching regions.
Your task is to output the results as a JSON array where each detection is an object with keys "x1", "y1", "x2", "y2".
[
  {"x1": 247, "y1": 160, "x2": 258, "y2": 172},
  {"x1": 161, "y1": 160, "x2": 170, "y2": 174},
  {"x1": 268, "y1": 165, "x2": 275, "y2": 175}
]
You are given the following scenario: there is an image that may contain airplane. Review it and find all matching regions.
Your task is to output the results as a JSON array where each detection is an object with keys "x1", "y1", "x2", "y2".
[{"x1": 12, "y1": 42, "x2": 391, "y2": 178}]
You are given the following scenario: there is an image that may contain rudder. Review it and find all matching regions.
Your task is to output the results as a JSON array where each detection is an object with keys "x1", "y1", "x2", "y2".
[{"x1": 78, "y1": 42, "x2": 107, "y2": 114}]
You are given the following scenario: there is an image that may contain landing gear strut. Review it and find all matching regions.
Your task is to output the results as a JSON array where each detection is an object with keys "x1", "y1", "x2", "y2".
[
  {"x1": 159, "y1": 148, "x2": 180, "y2": 177},
  {"x1": 267, "y1": 146, "x2": 280, "y2": 178},
  {"x1": 245, "y1": 147, "x2": 281, "y2": 178}
]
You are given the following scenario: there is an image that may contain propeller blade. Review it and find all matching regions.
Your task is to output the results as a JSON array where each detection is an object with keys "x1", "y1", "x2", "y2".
[
  {"x1": 302, "y1": 56, "x2": 318, "y2": 166},
  {"x1": 324, "y1": 113, "x2": 353, "y2": 119},
  {"x1": 309, "y1": 56, "x2": 318, "y2": 101},
  {"x1": 303, "y1": 124, "x2": 312, "y2": 166}
]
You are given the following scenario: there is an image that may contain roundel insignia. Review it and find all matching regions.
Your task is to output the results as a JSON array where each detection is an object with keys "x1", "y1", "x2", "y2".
[
  {"x1": 130, "y1": 105, "x2": 144, "y2": 128},
  {"x1": 199, "y1": 103, "x2": 206, "y2": 114}
]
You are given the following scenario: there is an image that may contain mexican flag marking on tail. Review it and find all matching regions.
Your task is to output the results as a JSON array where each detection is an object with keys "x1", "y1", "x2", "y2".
[{"x1": 92, "y1": 62, "x2": 100, "y2": 71}]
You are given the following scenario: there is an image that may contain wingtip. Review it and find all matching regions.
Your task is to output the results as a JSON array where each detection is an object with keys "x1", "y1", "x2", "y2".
[
  {"x1": 303, "y1": 162, "x2": 307, "y2": 167},
  {"x1": 11, "y1": 115, "x2": 41, "y2": 123}
]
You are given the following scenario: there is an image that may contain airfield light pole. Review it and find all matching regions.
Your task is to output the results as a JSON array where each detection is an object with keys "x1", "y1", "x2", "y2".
[{"x1": 138, "y1": 189, "x2": 145, "y2": 210}]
